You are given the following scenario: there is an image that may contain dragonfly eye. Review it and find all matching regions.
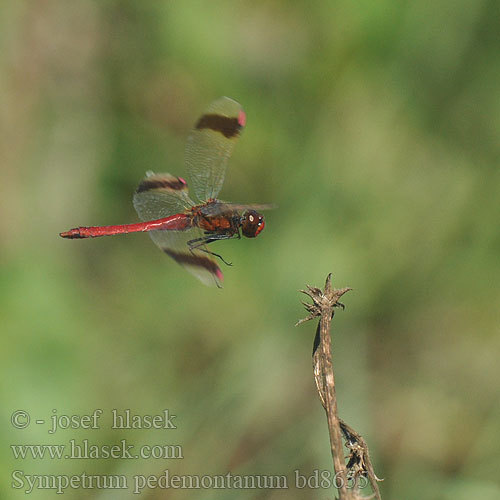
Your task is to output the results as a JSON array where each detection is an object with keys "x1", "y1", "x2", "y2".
[{"x1": 241, "y1": 210, "x2": 265, "y2": 238}]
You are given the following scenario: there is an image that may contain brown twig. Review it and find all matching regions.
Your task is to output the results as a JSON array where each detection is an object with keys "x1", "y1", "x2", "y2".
[
  {"x1": 340, "y1": 419, "x2": 382, "y2": 499},
  {"x1": 297, "y1": 273, "x2": 382, "y2": 500}
]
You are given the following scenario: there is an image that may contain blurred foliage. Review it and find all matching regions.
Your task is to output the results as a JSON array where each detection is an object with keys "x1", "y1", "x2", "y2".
[{"x1": 1, "y1": 1, "x2": 499, "y2": 499}]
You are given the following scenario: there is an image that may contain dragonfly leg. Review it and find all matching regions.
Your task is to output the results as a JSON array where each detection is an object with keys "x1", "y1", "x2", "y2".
[
  {"x1": 187, "y1": 234, "x2": 234, "y2": 266},
  {"x1": 196, "y1": 246, "x2": 233, "y2": 266}
]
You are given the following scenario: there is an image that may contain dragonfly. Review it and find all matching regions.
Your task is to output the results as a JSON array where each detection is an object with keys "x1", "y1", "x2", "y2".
[{"x1": 60, "y1": 97, "x2": 273, "y2": 287}]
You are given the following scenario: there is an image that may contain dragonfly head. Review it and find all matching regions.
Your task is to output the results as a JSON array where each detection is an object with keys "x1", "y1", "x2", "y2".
[{"x1": 241, "y1": 210, "x2": 265, "y2": 238}]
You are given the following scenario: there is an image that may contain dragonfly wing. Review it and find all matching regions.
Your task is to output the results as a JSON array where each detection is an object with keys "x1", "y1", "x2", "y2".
[
  {"x1": 185, "y1": 97, "x2": 246, "y2": 202},
  {"x1": 146, "y1": 227, "x2": 223, "y2": 287},
  {"x1": 222, "y1": 202, "x2": 277, "y2": 212},
  {"x1": 133, "y1": 171, "x2": 194, "y2": 219},
  {"x1": 133, "y1": 172, "x2": 222, "y2": 287}
]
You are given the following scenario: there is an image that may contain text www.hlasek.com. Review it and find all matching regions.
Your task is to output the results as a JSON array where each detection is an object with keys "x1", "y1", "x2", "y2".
[{"x1": 11, "y1": 440, "x2": 183, "y2": 460}]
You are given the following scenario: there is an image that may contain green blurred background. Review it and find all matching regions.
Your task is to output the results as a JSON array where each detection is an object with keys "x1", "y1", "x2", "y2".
[{"x1": 1, "y1": 1, "x2": 499, "y2": 499}]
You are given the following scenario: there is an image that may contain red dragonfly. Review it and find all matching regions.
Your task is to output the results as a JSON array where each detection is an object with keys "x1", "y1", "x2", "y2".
[{"x1": 60, "y1": 97, "x2": 272, "y2": 287}]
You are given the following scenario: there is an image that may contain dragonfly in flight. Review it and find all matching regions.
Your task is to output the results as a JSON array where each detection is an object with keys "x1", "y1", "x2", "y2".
[{"x1": 60, "y1": 97, "x2": 273, "y2": 287}]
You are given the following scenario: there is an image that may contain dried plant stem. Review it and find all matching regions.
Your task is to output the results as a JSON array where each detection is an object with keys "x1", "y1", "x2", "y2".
[
  {"x1": 317, "y1": 312, "x2": 348, "y2": 497},
  {"x1": 339, "y1": 419, "x2": 382, "y2": 499},
  {"x1": 297, "y1": 273, "x2": 382, "y2": 500}
]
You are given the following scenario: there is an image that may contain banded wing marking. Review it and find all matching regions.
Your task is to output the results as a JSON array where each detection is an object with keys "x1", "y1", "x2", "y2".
[
  {"x1": 147, "y1": 228, "x2": 223, "y2": 287},
  {"x1": 185, "y1": 97, "x2": 245, "y2": 203},
  {"x1": 133, "y1": 171, "x2": 194, "y2": 220}
]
